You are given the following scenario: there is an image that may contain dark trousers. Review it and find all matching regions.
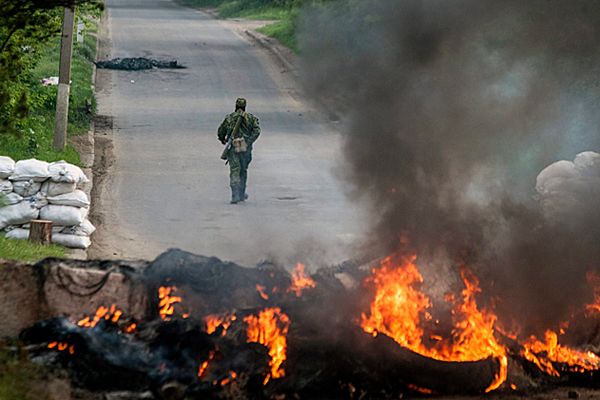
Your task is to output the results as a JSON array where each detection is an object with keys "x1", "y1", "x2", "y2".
[{"x1": 228, "y1": 150, "x2": 252, "y2": 197}]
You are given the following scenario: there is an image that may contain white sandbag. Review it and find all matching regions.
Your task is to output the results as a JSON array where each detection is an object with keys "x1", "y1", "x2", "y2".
[
  {"x1": 12, "y1": 180, "x2": 42, "y2": 197},
  {"x1": 25, "y1": 192, "x2": 48, "y2": 209},
  {"x1": 52, "y1": 233, "x2": 91, "y2": 249},
  {"x1": 62, "y1": 219, "x2": 95, "y2": 236},
  {"x1": 48, "y1": 161, "x2": 89, "y2": 184},
  {"x1": 0, "y1": 179, "x2": 12, "y2": 194},
  {"x1": 41, "y1": 181, "x2": 76, "y2": 197},
  {"x1": 536, "y1": 151, "x2": 600, "y2": 221},
  {"x1": 39, "y1": 205, "x2": 87, "y2": 226},
  {"x1": 47, "y1": 190, "x2": 90, "y2": 208},
  {"x1": 0, "y1": 156, "x2": 15, "y2": 178},
  {"x1": 0, "y1": 202, "x2": 39, "y2": 230},
  {"x1": 574, "y1": 151, "x2": 600, "y2": 177},
  {"x1": 5, "y1": 228, "x2": 29, "y2": 240},
  {"x1": 10, "y1": 159, "x2": 50, "y2": 182},
  {"x1": 3, "y1": 193, "x2": 23, "y2": 205},
  {"x1": 21, "y1": 223, "x2": 64, "y2": 233},
  {"x1": 535, "y1": 160, "x2": 579, "y2": 196}
]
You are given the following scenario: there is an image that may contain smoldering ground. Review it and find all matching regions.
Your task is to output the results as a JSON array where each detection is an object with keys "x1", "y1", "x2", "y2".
[{"x1": 299, "y1": 0, "x2": 600, "y2": 333}]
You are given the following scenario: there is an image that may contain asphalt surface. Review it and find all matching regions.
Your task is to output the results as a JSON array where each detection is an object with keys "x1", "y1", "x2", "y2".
[{"x1": 92, "y1": 0, "x2": 367, "y2": 266}]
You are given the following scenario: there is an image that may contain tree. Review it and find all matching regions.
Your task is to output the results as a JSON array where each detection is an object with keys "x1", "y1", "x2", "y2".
[{"x1": 0, "y1": 0, "x2": 100, "y2": 136}]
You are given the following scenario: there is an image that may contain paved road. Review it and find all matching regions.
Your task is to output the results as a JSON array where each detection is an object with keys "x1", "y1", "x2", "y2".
[{"x1": 91, "y1": 0, "x2": 366, "y2": 266}]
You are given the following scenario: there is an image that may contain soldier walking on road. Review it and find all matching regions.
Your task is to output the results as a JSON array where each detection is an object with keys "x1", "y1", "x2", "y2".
[{"x1": 218, "y1": 98, "x2": 261, "y2": 204}]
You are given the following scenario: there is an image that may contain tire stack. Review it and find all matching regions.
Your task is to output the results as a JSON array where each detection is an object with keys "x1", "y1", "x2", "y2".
[{"x1": 0, "y1": 157, "x2": 95, "y2": 249}]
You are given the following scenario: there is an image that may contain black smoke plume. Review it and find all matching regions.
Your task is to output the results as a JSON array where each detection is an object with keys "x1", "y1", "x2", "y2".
[{"x1": 299, "y1": 0, "x2": 600, "y2": 333}]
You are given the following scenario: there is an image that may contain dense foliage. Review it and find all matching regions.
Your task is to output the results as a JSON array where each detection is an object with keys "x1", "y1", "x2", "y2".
[{"x1": 0, "y1": 0, "x2": 100, "y2": 137}]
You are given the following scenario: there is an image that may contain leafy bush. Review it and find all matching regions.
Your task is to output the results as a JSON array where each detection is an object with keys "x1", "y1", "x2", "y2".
[{"x1": 0, "y1": 5, "x2": 99, "y2": 164}]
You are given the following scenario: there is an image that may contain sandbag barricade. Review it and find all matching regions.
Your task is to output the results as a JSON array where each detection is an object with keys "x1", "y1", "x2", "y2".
[{"x1": 0, "y1": 157, "x2": 94, "y2": 249}]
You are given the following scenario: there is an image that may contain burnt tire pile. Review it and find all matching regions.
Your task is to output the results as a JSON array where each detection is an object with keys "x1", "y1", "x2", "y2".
[
  {"x1": 96, "y1": 57, "x2": 183, "y2": 70},
  {"x1": 16, "y1": 249, "x2": 574, "y2": 400}
]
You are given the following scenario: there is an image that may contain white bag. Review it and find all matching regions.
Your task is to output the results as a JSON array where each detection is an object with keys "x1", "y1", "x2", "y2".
[
  {"x1": 0, "y1": 179, "x2": 12, "y2": 194},
  {"x1": 48, "y1": 161, "x2": 89, "y2": 184},
  {"x1": 52, "y1": 233, "x2": 91, "y2": 249},
  {"x1": 0, "y1": 202, "x2": 39, "y2": 230},
  {"x1": 0, "y1": 156, "x2": 15, "y2": 178},
  {"x1": 62, "y1": 218, "x2": 96, "y2": 236},
  {"x1": 12, "y1": 180, "x2": 42, "y2": 197},
  {"x1": 41, "y1": 181, "x2": 77, "y2": 197},
  {"x1": 25, "y1": 192, "x2": 48, "y2": 209},
  {"x1": 21, "y1": 223, "x2": 64, "y2": 233},
  {"x1": 3, "y1": 192, "x2": 23, "y2": 205},
  {"x1": 574, "y1": 151, "x2": 600, "y2": 177},
  {"x1": 10, "y1": 159, "x2": 50, "y2": 182},
  {"x1": 40, "y1": 205, "x2": 88, "y2": 226},
  {"x1": 47, "y1": 190, "x2": 90, "y2": 208},
  {"x1": 5, "y1": 228, "x2": 30, "y2": 240}
]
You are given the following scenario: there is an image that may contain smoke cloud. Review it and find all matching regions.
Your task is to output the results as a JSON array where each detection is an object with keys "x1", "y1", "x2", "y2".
[{"x1": 299, "y1": 0, "x2": 600, "y2": 333}]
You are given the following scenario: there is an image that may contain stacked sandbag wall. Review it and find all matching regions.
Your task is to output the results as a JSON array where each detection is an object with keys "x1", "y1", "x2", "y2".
[{"x1": 0, "y1": 156, "x2": 94, "y2": 249}]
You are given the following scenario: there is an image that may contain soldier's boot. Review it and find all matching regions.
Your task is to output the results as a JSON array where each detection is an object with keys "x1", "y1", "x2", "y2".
[
  {"x1": 239, "y1": 182, "x2": 248, "y2": 201},
  {"x1": 230, "y1": 184, "x2": 242, "y2": 204}
]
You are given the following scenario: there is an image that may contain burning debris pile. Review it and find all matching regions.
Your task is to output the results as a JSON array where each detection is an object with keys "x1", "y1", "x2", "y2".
[{"x1": 10, "y1": 247, "x2": 600, "y2": 399}]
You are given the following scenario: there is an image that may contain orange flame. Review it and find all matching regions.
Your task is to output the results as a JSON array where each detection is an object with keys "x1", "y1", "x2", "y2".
[
  {"x1": 48, "y1": 341, "x2": 75, "y2": 355},
  {"x1": 198, "y1": 350, "x2": 216, "y2": 378},
  {"x1": 256, "y1": 284, "x2": 270, "y2": 300},
  {"x1": 288, "y1": 263, "x2": 316, "y2": 297},
  {"x1": 244, "y1": 307, "x2": 290, "y2": 385},
  {"x1": 158, "y1": 286, "x2": 182, "y2": 321},
  {"x1": 205, "y1": 313, "x2": 237, "y2": 336},
  {"x1": 360, "y1": 255, "x2": 507, "y2": 392},
  {"x1": 521, "y1": 330, "x2": 600, "y2": 376},
  {"x1": 220, "y1": 371, "x2": 237, "y2": 386},
  {"x1": 77, "y1": 304, "x2": 123, "y2": 328}
]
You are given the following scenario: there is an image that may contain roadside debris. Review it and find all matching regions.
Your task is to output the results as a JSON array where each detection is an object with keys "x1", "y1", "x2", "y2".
[
  {"x1": 95, "y1": 57, "x2": 184, "y2": 70},
  {"x1": 41, "y1": 77, "x2": 59, "y2": 86}
]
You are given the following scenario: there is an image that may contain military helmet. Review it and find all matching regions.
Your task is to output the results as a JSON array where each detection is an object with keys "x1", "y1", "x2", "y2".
[{"x1": 235, "y1": 98, "x2": 247, "y2": 109}]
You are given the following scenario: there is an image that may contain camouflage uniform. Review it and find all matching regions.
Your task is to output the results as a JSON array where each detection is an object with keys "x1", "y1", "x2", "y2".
[{"x1": 218, "y1": 98, "x2": 261, "y2": 203}]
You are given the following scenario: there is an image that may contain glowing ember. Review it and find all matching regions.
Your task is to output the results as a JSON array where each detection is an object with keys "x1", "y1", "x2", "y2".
[
  {"x1": 158, "y1": 286, "x2": 182, "y2": 321},
  {"x1": 256, "y1": 284, "x2": 270, "y2": 300},
  {"x1": 77, "y1": 304, "x2": 123, "y2": 328},
  {"x1": 360, "y1": 255, "x2": 508, "y2": 392},
  {"x1": 205, "y1": 313, "x2": 237, "y2": 336},
  {"x1": 48, "y1": 341, "x2": 75, "y2": 355},
  {"x1": 407, "y1": 384, "x2": 433, "y2": 394},
  {"x1": 244, "y1": 307, "x2": 290, "y2": 385},
  {"x1": 125, "y1": 323, "x2": 137, "y2": 333},
  {"x1": 198, "y1": 350, "x2": 216, "y2": 378},
  {"x1": 220, "y1": 371, "x2": 237, "y2": 386},
  {"x1": 288, "y1": 263, "x2": 316, "y2": 297},
  {"x1": 521, "y1": 330, "x2": 600, "y2": 376}
]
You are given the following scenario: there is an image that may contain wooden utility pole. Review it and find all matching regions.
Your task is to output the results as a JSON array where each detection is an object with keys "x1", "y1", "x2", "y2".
[{"x1": 53, "y1": 1, "x2": 76, "y2": 151}]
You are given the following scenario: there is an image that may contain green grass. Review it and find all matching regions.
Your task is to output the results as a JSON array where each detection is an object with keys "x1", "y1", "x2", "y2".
[
  {"x1": 257, "y1": 18, "x2": 297, "y2": 51},
  {"x1": 0, "y1": 235, "x2": 65, "y2": 262},
  {"x1": 0, "y1": 347, "x2": 51, "y2": 400},
  {"x1": 176, "y1": 0, "x2": 299, "y2": 52},
  {"x1": 0, "y1": 12, "x2": 99, "y2": 165}
]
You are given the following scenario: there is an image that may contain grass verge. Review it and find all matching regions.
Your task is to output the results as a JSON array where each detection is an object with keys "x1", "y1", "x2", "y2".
[
  {"x1": 0, "y1": 235, "x2": 65, "y2": 262},
  {"x1": 176, "y1": 0, "x2": 299, "y2": 52},
  {"x1": 0, "y1": 346, "x2": 51, "y2": 400},
  {"x1": 0, "y1": 9, "x2": 99, "y2": 165}
]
